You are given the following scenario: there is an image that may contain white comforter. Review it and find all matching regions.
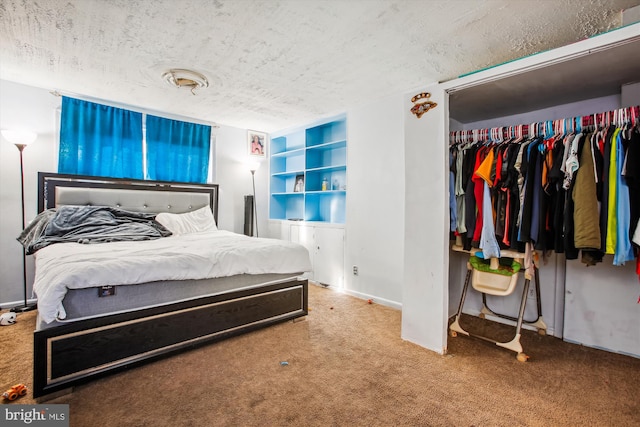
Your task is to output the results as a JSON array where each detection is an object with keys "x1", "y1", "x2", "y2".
[{"x1": 33, "y1": 230, "x2": 312, "y2": 324}]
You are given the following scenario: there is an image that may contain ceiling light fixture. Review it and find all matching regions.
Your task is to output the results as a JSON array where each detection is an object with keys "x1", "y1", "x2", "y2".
[{"x1": 162, "y1": 69, "x2": 209, "y2": 95}]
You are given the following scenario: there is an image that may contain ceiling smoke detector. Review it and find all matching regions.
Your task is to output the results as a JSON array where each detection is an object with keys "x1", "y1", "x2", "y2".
[{"x1": 162, "y1": 69, "x2": 209, "y2": 95}]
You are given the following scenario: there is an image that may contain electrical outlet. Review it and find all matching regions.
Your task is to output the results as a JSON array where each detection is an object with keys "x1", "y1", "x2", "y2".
[
  {"x1": 527, "y1": 287, "x2": 536, "y2": 299},
  {"x1": 352, "y1": 265, "x2": 358, "y2": 275}
]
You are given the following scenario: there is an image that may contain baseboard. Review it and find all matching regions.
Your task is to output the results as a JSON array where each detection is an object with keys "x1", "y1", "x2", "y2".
[
  {"x1": 35, "y1": 387, "x2": 73, "y2": 402},
  {"x1": 0, "y1": 298, "x2": 38, "y2": 311},
  {"x1": 337, "y1": 288, "x2": 402, "y2": 311}
]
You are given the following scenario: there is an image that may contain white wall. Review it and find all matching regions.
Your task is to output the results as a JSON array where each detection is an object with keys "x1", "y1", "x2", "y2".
[
  {"x1": 621, "y1": 82, "x2": 640, "y2": 108},
  {"x1": 213, "y1": 125, "x2": 269, "y2": 235},
  {"x1": 0, "y1": 79, "x2": 262, "y2": 307},
  {"x1": 0, "y1": 80, "x2": 59, "y2": 306},
  {"x1": 343, "y1": 94, "x2": 405, "y2": 308},
  {"x1": 461, "y1": 94, "x2": 621, "y2": 130},
  {"x1": 564, "y1": 257, "x2": 639, "y2": 356}
]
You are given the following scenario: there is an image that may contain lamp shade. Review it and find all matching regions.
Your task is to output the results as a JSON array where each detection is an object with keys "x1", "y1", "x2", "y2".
[
  {"x1": 1, "y1": 129, "x2": 38, "y2": 146},
  {"x1": 247, "y1": 161, "x2": 260, "y2": 173}
]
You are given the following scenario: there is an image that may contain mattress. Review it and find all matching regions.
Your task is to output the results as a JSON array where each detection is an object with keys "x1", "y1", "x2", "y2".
[
  {"x1": 36, "y1": 273, "x2": 301, "y2": 330},
  {"x1": 33, "y1": 230, "x2": 312, "y2": 324}
]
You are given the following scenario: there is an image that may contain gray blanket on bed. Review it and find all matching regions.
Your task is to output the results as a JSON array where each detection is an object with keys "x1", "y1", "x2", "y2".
[{"x1": 17, "y1": 205, "x2": 172, "y2": 254}]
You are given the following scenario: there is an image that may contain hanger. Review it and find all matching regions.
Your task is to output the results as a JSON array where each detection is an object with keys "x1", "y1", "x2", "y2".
[
  {"x1": 458, "y1": 105, "x2": 640, "y2": 153},
  {"x1": 511, "y1": 124, "x2": 525, "y2": 144}
]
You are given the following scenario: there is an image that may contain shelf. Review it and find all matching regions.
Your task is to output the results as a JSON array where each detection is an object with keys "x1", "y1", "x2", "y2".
[
  {"x1": 271, "y1": 170, "x2": 305, "y2": 177},
  {"x1": 305, "y1": 190, "x2": 346, "y2": 195},
  {"x1": 306, "y1": 140, "x2": 346, "y2": 152},
  {"x1": 306, "y1": 119, "x2": 347, "y2": 148},
  {"x1": 306, "y1": 142, "x2": 346, "y2": 170},
  {"x1": 272, "y1": 192, "x2": 305, "y2": 196},
  {"x1": 306, "y1": 165, "x2": 346, "y2": 173},
  {"x1": 305, "y1": 191, "x2": 346, "y2": 223},
  {"x1": 269, "y1": 115, "x2": 347, "y2": 224},
  {"x1": 270, "y1": 173, "x2": 306, "y2": 194},
  {"x1": 271, "y1": 147, "x2": 306, "y2": 158},
  {"x1": 449, "y1": 33, "x2": 640, "y2": 124},
  {"x1": 270, "y1": 192, "x2": 304, "y2": 221},
  {"x1": 271, "y1": 132, "x2": 305, "y2": 155},
  {"x1": 271, "y1": 154, "x2": 304, "y2": 174}
]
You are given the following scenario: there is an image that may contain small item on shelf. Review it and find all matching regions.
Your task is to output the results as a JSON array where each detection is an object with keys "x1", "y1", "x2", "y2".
[
  {"x1": 293, "y1": 174, "x2": 304, "y2": 192},
  {"x1": 322, "y1": 178, "x2": 328, "y2": 191},
  {"x1": 332, "y1": 179, "x2": 339, "y2": 190}
]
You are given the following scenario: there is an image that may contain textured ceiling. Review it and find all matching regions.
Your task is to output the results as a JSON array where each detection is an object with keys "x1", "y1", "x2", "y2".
[{"x1": 1, "y1": 0, "x2": 639, "y2": 132}]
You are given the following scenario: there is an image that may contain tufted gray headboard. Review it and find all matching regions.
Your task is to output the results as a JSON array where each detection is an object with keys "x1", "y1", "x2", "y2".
[{"x1": 38, "y1": 172, "x2": 219, "y2": 222}]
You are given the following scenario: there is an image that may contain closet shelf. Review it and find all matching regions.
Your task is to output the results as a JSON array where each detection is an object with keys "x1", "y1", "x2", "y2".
[
  {"x1": 306, "y1": 140, "x2": 347, "y2": 151},
  {"x1": 305, "y1": 190, "x2": 346, "y2": 195},
  {"x1": 271, "y1": 192, "x2": 304, "y2": 197},
  {"x1": 271, "y1": 147, "x2": 305, "y2": 158},
  {"x1": 271, "y1": 170, "x2": 305, "y2": 177},
  {"x1": 306, "y1": 165, "x2": 346, "y2": 173}
]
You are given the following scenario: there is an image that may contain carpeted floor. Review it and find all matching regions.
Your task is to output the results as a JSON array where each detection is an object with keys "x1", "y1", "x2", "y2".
[{"x1": 1, "y1": 284, "x2": 639, "y2": 426}]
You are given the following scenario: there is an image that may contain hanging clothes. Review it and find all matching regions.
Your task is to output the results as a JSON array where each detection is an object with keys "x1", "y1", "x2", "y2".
[
  {"x1": 573, "y1": 132, "x2": 603, "y2": 265},
  {"x1": 613, "y1": 129, "x2": 635, "y2": 266},
  {"x1": 599, "y1": 126, "x2": 615, "y2": 252},
  {"x1": 573, "y1": 131, "x2": 600, "y2": 249},
  {"x1": 448, "y1": 105, "x2": 639, "y2": 278},
  {"x1": 548, "y1": 135, "x2": 567, "y2": 253},
  {"x1": 624, "y1": 128, "x2": 640, "y2": 241},
  {"x1": 605, "y1": 128, "x2": 622, "y2": 254}
]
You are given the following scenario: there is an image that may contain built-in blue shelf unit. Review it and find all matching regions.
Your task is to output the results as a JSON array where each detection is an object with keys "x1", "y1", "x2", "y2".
[{"x1": 269, "y1": 115, "x2": 347, "y2": 223}]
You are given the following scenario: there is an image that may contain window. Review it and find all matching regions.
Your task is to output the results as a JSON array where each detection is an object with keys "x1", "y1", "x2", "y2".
[
  {"x1": 146, "y1": 115, "x2": 211, "y2": 183},
  {"x1": 59, "y1": 97, "x2": 143, "y2": 179},
  {"x1": 58, "y1": 97, "x2": 212, "y2": 183}
]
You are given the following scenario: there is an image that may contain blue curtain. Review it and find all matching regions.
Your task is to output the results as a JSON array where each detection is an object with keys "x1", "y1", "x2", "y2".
[
  {"x1": 146, "y1": 115, "x2": 211, "y2": 183},
  {"x1": 58, "y1": 97, "x2": 143, "y2": 178}
]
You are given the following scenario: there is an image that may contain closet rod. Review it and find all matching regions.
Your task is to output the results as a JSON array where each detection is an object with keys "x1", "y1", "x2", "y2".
[{"x1": 450, "y1": 105, "x2": 639, "y2": 145}]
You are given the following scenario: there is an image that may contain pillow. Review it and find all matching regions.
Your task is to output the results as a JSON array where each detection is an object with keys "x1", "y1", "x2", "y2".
[{"x1": 155, "y1": 206, "x2": 217, "y2": 236}]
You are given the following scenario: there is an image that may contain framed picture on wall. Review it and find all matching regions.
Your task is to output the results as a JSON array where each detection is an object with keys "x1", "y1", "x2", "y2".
[
  {"x1": 293, "y1": 174, "x2": 304, "y2": 192},
  {"x1": 248, "y1": 130, "x2": 267, "y2": 158}
]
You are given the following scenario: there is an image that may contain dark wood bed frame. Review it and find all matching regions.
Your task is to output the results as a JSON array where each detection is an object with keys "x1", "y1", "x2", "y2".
[{"x1": 33, "y1": 173, "x2": 308, "y2": 398}]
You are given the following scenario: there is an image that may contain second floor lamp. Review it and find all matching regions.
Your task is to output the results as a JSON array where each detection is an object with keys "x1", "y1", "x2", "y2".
[{"x1": 2, "y1": 129, "x2": 38, "y2": 313}]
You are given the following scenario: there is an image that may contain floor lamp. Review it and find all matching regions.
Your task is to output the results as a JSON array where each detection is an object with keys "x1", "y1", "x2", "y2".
[
  {"x1": 2, "y1": 129, "x2": 38, "y2": 313},
  {"x1": 248, "y1": 162, "x2": 260, "y2": 237}
]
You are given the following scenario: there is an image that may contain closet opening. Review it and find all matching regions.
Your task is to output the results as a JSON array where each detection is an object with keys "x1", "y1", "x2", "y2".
[{"x1": 444, "y1": 30, "x2": 640, "y2": 358}]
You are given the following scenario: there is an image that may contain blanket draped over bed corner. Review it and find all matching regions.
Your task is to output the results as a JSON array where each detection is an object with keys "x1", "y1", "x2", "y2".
[{"x1": 18, "y1": 205, "x2": 172, "y2": 254}]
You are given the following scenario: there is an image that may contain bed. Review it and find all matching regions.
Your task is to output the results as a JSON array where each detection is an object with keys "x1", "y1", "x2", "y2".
[{"x1": 30, "y1": 172, "x2": 310, "y2": 399}]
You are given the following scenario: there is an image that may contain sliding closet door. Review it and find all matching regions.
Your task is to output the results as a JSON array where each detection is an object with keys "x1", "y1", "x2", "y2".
[
  {"x1": 402, "y1": 83, "x2": 449, "y2": 354},
  {"x1": 564, "y1": 260, "x2": 639, "y2": 356}
]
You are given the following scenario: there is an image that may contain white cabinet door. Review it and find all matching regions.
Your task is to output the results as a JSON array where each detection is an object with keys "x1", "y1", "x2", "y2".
[
  {"x1": 313, "y1": 227, "x2": 345, "y2": 287},
  {"x1": 290, "y1": 223, "x2": 316, "y2": 281},
  {"x1": 267, "y1": 220, "x2": 290, "y2": 241},
  {"x1": 289, "y1": 223, "x2": 345, "y2": 286}
]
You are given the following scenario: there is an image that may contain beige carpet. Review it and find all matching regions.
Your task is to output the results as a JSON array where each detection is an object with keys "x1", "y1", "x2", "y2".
[{"x1": 2, "y1": 284, "x2": 639, "y2": 426}]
